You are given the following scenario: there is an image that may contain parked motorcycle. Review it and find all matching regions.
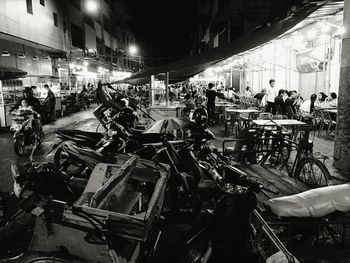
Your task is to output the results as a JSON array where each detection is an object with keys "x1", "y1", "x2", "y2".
[
  {"x1": 10, "y1": 110, "x2": 44, "y2": 157},
  {"x1": 178, "y1": 164, "x2": 275, "y2": 263}
]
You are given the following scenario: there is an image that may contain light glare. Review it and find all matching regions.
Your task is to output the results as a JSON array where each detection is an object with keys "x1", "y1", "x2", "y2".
[{"x1": 86, "y1": 1, "x2": 98, "y2": 13}]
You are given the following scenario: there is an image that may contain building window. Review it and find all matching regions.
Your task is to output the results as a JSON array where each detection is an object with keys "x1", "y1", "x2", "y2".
[
  {"x1": 53, "y1": 12, "x2": 58, "y2": 27},
  {"x1": 103, "y1": 15, "x2": 110, "y2": 32},
  {"x1": 40, "y1": 0, "x2": 45, "y2": 6},
  {"x1": 26, "y1": 0, "x2": 33, "y2": 14}
]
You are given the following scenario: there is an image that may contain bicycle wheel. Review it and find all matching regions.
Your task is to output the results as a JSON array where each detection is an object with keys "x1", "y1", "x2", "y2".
[{"x1": 294, "y1": 157, "x2": 331, "y2": 188}]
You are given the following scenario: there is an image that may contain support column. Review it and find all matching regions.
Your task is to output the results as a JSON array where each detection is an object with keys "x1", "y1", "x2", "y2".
[
  {"x1": 149, "y1": 75, "x2": 154, "y2": 106},
  {"x1": 165, "y1": 72, "x2": 169, "y2": 107},
  {"x1": 334, "y1": 0, "x2": 350, "y2": 172}
]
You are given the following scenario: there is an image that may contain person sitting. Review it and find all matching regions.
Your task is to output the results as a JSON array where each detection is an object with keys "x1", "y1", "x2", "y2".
[
  {"x1": 316, "y1": 92, "x2": 327, "y2": 107},
  {"x1": 300, "y1": 94, "x2": 317, "y2": 117},
  {"x1": 254, "y1": 88, "x2": 267, "y2": 107},
  {"x1": 285, "y1": 91, "x2": 296, "y2": 114},
  {"x1": 274, "y1": 89, "x2": 286, "y2": 115},
  {"x1": 183, "y1": 94, "x2": 196, "y2": 110},
  {"x1": 244, "y1": 86, "x2": 252, "y2": 97},
  {"x1": 327, "y1": 92, "x2": 338, "y2": 107}
]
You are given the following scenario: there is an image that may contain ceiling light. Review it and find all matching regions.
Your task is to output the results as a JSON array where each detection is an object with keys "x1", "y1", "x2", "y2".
[
  {"x1": 18, "y1": 51, "x2": 25, "y2": 58},
  {"x1": 128, "y1": 45, "x2": 138, "y2": 55},
  {"x1": 32, "y1": 55, "x2": 39, "y2": 61},
  {"x1": 2, "y1": 49, "x2": 10, "y2": 57},
  {"x1": 83, "y1": 61, "x2": 89, "y2": 66}
]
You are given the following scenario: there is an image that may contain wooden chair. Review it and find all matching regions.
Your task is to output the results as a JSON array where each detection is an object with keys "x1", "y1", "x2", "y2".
[
  {"x1": 320, "y1": 111, "x2": 336, "y2": 137},
  {"x1": 313, "y1": 110, "x2": 324, "y2": 137},
  {"x1": 286, "y1": 106, "x2": 299, "y2": 119},
  {"x1": 258, "y1": 113, "x2": 273, "y2": 120},
  {"x1": 225, "y1": 111, "x2": 240, "y2": 137},
  {"x1": 272, "y1": 115, "x2": 288, "y2": 120}
]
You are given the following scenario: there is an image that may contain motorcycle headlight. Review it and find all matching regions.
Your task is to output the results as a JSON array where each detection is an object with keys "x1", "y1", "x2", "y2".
[{"x1": 10, "y1": 123, "x2": 22, "y2": 131}]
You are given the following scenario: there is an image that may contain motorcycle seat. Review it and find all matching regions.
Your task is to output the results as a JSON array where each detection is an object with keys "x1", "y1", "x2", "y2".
[
  {"x1": 57, "y1": 129, "x2": 104, "y2": 147},
  {"x1": 265, "y1": 183, "x2": 350, "y2": 218}
]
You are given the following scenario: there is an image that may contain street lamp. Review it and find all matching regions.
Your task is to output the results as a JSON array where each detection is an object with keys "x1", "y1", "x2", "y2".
[
  {"x1": 128, "y1": 45, "x2": 138, "y2": 56},
  {"x1": 86, "y1": 0, "x2": 98, "y2": 13}
]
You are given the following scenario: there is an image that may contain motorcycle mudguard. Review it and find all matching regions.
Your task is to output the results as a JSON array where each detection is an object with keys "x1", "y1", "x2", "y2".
[{"x1": 47, "y1": 140, "x2": 68, "y2": 154}]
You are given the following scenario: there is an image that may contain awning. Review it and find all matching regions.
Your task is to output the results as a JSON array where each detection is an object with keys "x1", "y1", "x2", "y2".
[
  {"x1": 0, "y1": 66, "x2": 27, "y2": 80},
  {"x1": 118, "y1": 2, "x2": 330, "y2": 85}
]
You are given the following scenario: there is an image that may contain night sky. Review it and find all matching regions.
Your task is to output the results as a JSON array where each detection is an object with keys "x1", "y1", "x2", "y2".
[{"x1": 125, "y1": 0, "x2": 195, "y2": 66}]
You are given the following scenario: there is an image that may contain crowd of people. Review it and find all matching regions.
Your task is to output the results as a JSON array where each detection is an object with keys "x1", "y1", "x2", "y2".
[{"x1": 162, "y1": 79, "x2": 338, "y2": 125}]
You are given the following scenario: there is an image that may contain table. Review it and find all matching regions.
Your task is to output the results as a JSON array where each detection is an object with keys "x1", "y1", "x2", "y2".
[
  {"x1": 323, "y1": 109, "x2": 337, "y2": 114},
  {"x1": 226, "y1": 109, "x2": 260, "y2": 114},
  {"x1": 215, "y1": 103, "x2": 238, "y2": 107},
  {"x1": 252, "y1": 119, "x2": 306, "y2": 141},
  {"x1": 252, "y1": 119, "x2": 306, "y2": 127}
]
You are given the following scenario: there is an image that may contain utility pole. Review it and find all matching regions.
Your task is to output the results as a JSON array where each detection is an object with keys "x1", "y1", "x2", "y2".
[{"x1": 334, "y1": 0, "x2": 350, "y2": 172}]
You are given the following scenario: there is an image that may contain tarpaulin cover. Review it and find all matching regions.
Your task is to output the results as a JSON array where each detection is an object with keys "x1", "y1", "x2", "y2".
[
  {"x1": 265, "y1": 183, "x2": 350, "y2": 218},
  {"x1": 118, "y1": 3, "x2": 323, "y2": 85}
]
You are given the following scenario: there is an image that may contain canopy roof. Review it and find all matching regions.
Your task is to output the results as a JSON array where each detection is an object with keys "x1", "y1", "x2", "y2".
[
  {"x1": 119, "y1": 1, "x2": 342, "y2": 85},
  {"x1": 0, "y1": 66, "x2": 27, "y2": 80}
]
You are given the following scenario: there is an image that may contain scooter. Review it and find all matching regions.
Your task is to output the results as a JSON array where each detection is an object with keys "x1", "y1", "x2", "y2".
[{"x1": 10, "y1": 110, "x2": 44, "y2": 157}]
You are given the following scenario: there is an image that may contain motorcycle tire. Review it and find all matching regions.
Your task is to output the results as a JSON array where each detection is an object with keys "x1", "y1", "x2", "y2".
[
  {"x1": 14, "y1": 136, "x2": 27, "y2": 157},
  {"x1": 24, "y1": 257, "x2": 70, "y2": 263}
]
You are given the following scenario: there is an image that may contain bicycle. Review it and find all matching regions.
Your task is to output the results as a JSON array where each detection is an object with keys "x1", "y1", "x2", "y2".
[{"x1": 259, "y1": 120, "x2": 331, "y2": 188}]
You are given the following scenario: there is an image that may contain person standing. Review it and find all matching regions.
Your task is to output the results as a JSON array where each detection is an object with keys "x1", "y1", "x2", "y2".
[
  {"x1": 265, "y1": 79, "x2": 277, "y2": 114},
  {"x1": 43, "y1": 84, "x2": 56, "y2": 122},
  {"x1": 206, "y1": 83, "x2": 217, "y2": 125}
]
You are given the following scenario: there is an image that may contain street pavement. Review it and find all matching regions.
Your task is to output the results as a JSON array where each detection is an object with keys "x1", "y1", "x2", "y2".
[
  {"x1": 0, "y1": 108, "x2": 99, "y2": 192},
  {"x1": 0, "y1": 107, "x2": 348, "y2": 193}
]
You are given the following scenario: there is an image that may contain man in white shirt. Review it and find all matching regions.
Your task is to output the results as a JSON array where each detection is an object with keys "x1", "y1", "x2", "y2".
[{"x1": 265, "y1": 79, "x2": 277, "y2": 114}]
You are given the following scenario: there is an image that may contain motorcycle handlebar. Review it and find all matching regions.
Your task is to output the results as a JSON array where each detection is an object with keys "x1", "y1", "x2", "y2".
[{"x1": 224, "y1": 165, "x2": 279, "y2": 195}]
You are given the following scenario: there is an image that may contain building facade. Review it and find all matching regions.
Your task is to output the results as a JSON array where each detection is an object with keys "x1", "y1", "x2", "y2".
[
  {"x1": 0, "y1": 0, "x2": 142, "y2": 89},
  {"x1": 189, "y1": 0, "x2": 302, "y2": 55}
]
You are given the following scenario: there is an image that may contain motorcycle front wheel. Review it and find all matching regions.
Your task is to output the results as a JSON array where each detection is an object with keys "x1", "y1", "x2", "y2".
[
  {"x1": 24, "y1": 257, "x2": 70, "y2": 263},
  {"x1": 14, "y1": 136, "x2": 27, "y2": 157}
]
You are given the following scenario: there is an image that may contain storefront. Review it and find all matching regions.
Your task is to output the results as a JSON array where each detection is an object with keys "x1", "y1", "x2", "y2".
[{"x1": 197, "y1": 4, "x2": 343, "y2": 99}]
